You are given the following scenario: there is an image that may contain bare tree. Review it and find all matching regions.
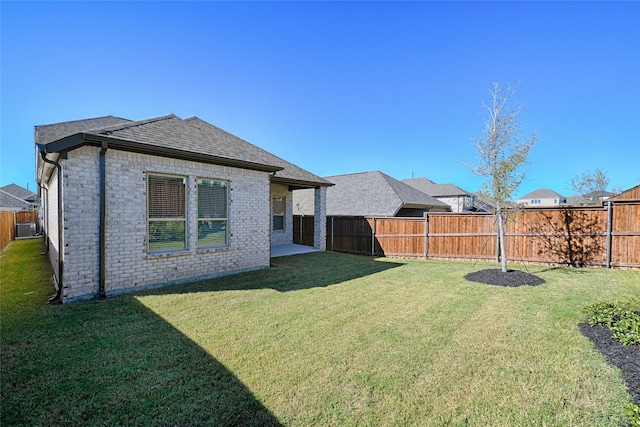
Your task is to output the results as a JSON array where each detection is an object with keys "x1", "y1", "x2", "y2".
[
  {"x1": 570, "y1": 169, "x2": 610, "y2": 204},
  {"x1": 470, "y1": 82, "x2": 538, "y2": 272}
]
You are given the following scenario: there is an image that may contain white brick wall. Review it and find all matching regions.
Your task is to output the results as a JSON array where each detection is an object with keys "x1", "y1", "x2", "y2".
[
  {"x1": 270, "y1": 183, "x2": 293, "y2": 246},
  {"x1": 313, "y1": 187, "x2": 327, "y2": 250},
  {"x1": 58, "y1": 146, "x2": 272, "y2": 302},
  {"x1": 43, "y1": 170, "x2": 60, "y2": 279}
]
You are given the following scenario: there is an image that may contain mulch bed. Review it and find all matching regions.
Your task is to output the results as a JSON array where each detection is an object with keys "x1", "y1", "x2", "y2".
[
  {"x1": 579, "y1": 323, "x2": 640, "y2": 405},
  {"x1": 464, "y1": 268, "x2": 639, "y2": 405},
  {"x1": 464, "y1": 268, "x2": 546, "y2": 287}
]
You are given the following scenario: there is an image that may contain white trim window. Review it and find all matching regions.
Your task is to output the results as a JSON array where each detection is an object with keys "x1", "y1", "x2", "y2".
[
  {"x1": 272, "y1": 196, "x2": 285, "y2": 231},
  {"x1": 197, "y1": 178, "x2": 229, "y2": 248},
  {"x1": 147, "y1": 174, "x2": 187, "y2": 253}
]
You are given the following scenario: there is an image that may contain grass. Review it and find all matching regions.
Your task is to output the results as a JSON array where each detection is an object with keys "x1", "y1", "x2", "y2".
[{"x1": 1, "y1": 239, "x2": 638, "y2": 426}]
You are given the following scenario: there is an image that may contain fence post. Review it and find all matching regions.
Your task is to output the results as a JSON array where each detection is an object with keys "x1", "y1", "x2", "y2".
[
  {"x1": 371, "y1": 217, "x2": 376, "y2": 257},
  {"x1": 606, "y1": 201, "x2": 613, "y2": 269},
  {"x1": 331, "y1": 216, "x2": 334, "y2": 252},
  {"x1": 424, "y1": 213, "x2": 429, "y2": 259}
]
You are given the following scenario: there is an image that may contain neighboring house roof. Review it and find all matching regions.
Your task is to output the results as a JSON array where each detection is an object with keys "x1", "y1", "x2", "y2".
[
  {"x1": 470, "y1": 192, "x2": 495, "y2": 212},
  {"x1": 567, "y1": 190, "x2": 614, "y2": 206},
  {"x1": 36, "y1": 114, "x2": 332, "y2": 189},
  {"x1": 401, "y1": 177, "x2": 471, "y2": 197},
  {"x1": 517, "y1": 188, "x2": 566, "y2": 201},
  {"x1": 295, "y1": 171, "x2": 449, "y2": 216},
  {"x1": 0, "y1": 184, "x2": 38, "y2": 211},
  {"x1": 1, "y1": 184, "x2": 38, "y2": 202}
]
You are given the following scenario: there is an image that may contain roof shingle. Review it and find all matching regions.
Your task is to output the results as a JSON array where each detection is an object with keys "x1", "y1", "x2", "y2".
[
  {"x1": 294, "y1": 171, "x2": 449, "y2": 217},
  {"x1": 36, "y1": 114, "x2": 331, "y2": 188}
]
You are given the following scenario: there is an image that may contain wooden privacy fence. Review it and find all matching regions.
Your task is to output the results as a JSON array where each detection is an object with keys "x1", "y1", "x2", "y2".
[
  {"x1": 293, "y1": 202, "x2": 640, "y2": 268},
  {"x1": 0, "y1": 211, "x2": 14, "y2": 251},
  {"x1": 0, "y1": 211, "x2": 40, "y2": 252}
]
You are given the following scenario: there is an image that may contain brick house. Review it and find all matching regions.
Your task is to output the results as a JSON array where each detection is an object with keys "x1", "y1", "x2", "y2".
[{"x1": 35, "y1": 114, "x2": 331, "y2": 303}]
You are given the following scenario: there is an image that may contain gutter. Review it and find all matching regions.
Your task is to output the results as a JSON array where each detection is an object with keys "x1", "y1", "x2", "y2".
[{"x1": 37, "y1": 145, "x2": 63, "y2": 304}]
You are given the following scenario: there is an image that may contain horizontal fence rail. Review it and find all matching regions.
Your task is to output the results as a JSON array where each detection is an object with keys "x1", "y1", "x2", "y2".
[{"x1": 294, "y1": 201, "x2": 640, "y2": 269}]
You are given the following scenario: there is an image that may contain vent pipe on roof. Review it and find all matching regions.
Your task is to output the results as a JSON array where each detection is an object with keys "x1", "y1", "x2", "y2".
[{"x1": 37, "y1": 146, "x2": 63, "y2": 304}]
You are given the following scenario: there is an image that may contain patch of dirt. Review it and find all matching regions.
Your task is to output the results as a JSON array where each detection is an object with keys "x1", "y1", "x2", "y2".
[
  {"x1": 464, "y1": 268, "x2": 545, "y2": 287},
  {"x1": 580, "y1": 323, "x2": 640, "y2": 405}
]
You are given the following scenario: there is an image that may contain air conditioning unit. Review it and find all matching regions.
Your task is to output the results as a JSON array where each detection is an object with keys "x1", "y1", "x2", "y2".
[{"x1": 15, "y1": 223, "x2": 36, "y2": 238}]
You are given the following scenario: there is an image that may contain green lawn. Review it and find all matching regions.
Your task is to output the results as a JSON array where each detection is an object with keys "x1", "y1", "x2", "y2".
[{"x1": 1, "y1": 239, "x2": 638, "y2": 426}]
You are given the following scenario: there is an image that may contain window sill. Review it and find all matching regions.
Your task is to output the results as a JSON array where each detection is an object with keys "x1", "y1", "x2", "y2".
[
  {"x1": 197, "y1": 246, "x2": 231, "y2": 254},
  {"x1": 146, "y1": 249, "x2": 190, "y2": 259}
]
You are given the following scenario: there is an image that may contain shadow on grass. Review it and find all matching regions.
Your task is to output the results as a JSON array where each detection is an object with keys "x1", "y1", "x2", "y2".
[
  {"x1": 530, "y1": 266, "x2": 594, "y2": 275},
  {"x1": 2, "y1": 243, "x2": 403, "y2": 426},
  {"x1": 1, "y1": 240, "x2": 283, "y2": 426},
  {"x1": 142, "y1": 251, "x2": 404, "y2": 296}
]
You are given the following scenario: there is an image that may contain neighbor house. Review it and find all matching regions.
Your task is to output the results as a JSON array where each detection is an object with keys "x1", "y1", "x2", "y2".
[
  {"x1": 0, "y1": 184, "x2": 39, "y2": 211},
  {"x1": 36, "y1": 114, "x2": 331, "y2": 303},
  {"x1": 293, "y1": 171, "x2": 449, "y2": 217},
  {"x1": 516, "y1": 188, "x2": 567, "y2": 207},
  {"x1": 401, "y1": 177, "x2": 478, "y2": 212},
  {"x1": 567, "y1": 190, "x2": 615, "y2": 206}
]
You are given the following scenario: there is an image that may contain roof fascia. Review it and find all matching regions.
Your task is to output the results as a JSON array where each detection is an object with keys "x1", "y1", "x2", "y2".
[
  {"x1": 42, "y1": 133, "x2": 283, "y2": 174},
  {"x1": 271, "y1": 176, "x2": 334, "y2": 189}
]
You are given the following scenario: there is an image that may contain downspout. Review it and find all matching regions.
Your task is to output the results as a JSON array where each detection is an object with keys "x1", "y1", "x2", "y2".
[
  {"x1": 99, "y1": 142, "x2": 108, "y2": 299},
  {"x1": 38, "y1": 146, "x2": 63, "y2": 304},
  {"x1": 40, "y1": 184, "x2": 49, "y2": 255}
]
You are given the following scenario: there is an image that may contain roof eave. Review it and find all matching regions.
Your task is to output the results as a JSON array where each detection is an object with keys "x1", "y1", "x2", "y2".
[
  {"x1": 272, "y1": 176, "x2": 334, "y2": 190},
  {"x1": 41, "y1": 133, "x2": 284, "y2": 174}
]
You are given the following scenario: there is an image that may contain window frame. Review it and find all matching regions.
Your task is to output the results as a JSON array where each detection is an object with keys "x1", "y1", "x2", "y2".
[
  {"x1": 272, "y1": 196, "x2": 285, "y2": 231},
  {"x1": 196, "y1": 177, "x2": 230, "y2": 249},
  {"x1": 147, "y1": 173, "x2": 188, "y2": 254}
]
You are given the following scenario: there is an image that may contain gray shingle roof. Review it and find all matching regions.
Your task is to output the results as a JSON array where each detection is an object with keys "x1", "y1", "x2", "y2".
[
  {"x1": 36, "y1": 114, "x2": 331, "y2": 188},
  {"x1": 35, "y1": 116, "x2": 133, "y2": 146},
  {"x1": 517, "y1": 188, "x2": 565, "y2": 200},
  {"x1": 401, "y1": 177, "x2": 471, "y2": 197},
  {"x1": 294, "y1": 171, "x2": 449, "y2": 217},
  {"x1": 0, "y1": 184, "x2": 38, "y2": 210}
]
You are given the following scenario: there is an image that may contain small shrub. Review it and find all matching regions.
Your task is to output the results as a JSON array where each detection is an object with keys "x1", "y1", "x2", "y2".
[
  {"x1": 627, "y1": 403, "x2": 640, "y2": 427},
  {"x1": 583, "y1": 300, "x2": 640, "y2": 346}
]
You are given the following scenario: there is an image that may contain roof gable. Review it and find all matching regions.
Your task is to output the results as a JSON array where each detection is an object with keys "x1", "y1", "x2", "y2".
[{"x1": 518, "y1": 188, "x2": 565, "y2": 200}]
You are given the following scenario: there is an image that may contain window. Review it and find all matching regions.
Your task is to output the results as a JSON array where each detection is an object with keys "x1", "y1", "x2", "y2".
[
  {"x1": 197, "y1": 178, "x2": 228, "y2": 248},
  {"x1": 463, "y1": 196, "x2": 474, "y2": 209},
  {"x1": 272, "y1": 197, "x2": 285, "y2": 231},
  {"x1": 147, "y1": 174, "x2": 186, "y2": 252}
]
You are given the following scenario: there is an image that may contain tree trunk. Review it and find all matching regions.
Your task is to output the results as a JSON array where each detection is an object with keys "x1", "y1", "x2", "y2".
[{"x1": 497, "y1": 206, "x2": 507, "y2": 272}]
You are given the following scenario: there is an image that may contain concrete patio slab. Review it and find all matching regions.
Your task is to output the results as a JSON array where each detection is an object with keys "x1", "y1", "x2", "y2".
[{"x1": 271, "y1": 244, "x2": 319, "y2": 258}]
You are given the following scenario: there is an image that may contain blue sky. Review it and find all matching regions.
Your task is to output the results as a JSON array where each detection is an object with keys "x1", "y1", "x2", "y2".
[{"x1": 2, "y1": 1, "x2": 639, "y2": 198}]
